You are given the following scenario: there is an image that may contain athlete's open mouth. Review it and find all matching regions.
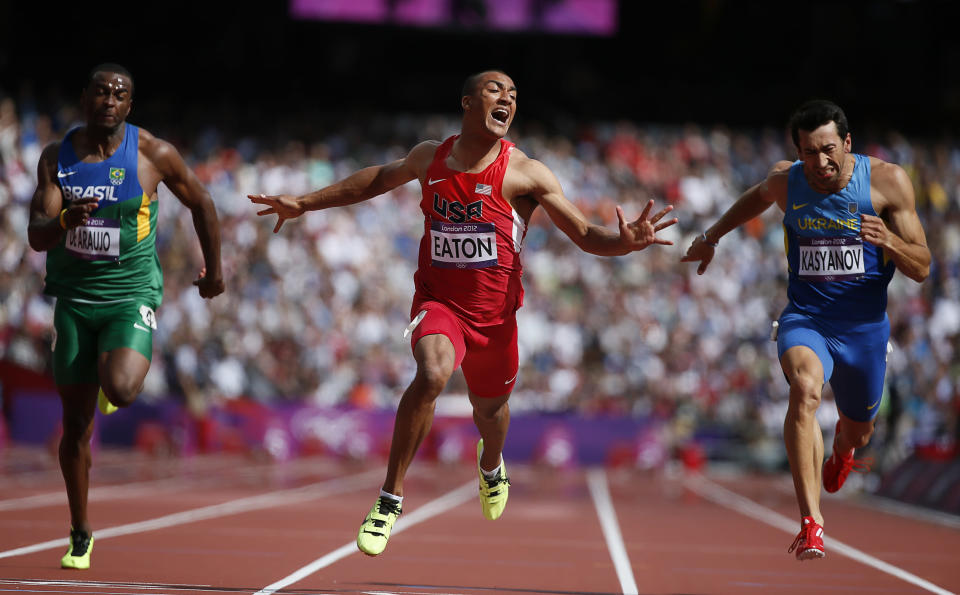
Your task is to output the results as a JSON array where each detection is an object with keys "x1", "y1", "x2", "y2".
[{"x1": 491, "y1": 109, "x2": 509, "y2": 124}]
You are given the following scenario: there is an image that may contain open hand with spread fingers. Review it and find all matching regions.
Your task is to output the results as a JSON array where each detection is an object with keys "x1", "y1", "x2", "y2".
[
  {"x1": 248, "y1": 193, "x2": 304, "y2": 233},
  {"x1": 618, "y1": 200, "x2": 677, "y2": 252}
]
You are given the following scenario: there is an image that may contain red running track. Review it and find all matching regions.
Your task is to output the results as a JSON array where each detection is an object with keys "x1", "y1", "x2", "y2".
[{"x1": 1, "y1": 446, "x2": 958, "y2": 595}]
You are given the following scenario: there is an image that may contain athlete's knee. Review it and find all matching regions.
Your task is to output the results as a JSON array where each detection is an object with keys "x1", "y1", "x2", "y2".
[
  {"x1": 787, "y1": 374, "x2": 822, "y2": 414},
  {"x1": 60, "y1": 409, "x2": 95, "y2": 443},
  {"x1": 100, "y1": 376, "x2": 142, "y2": 408},
  {"x1": 413, "y1": 361, "x2": 452, "y2": 397},
  {"x1": 841, "y1": 421, "x2": 875, "y2": 449},
  {"x1": 850, "y1": 429, "x2": 873, "y2": 449},
  {"x1": 472, "y1": 397, "x2": 508, "y2": 425}
]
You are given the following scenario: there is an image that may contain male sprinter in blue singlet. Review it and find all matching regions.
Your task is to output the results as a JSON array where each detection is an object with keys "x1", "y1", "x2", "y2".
[
  {"x1": 28, "y1": 64, "x2": 224, "y2": 569},
  {"x1": 682, "y1": 100, "x2": 929, "y2": 560}
]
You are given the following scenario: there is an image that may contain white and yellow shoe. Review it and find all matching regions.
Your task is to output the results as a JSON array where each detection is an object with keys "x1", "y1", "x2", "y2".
[
  {"x1": 60, "y1": 528, "x2": 94, "y2": 569},
  {"x1": 477, "y1": 439, "x2": 510, "y2": 520},
  {"x1": 97, "y1": 388, "x2": 117, "y2": 415},
  {"x1": 357, "y1": 496, "x2": 402, "y2": 556}
]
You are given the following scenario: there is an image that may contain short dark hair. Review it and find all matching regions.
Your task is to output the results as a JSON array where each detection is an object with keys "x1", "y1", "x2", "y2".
[
  {"x1": 461, "y1": 69, "x2": 510, "y2": 99},
  {"x1": 87, "y1": 63, "x2": 135, "y2": 96},
  {"x1": 788, "y1": 99, "x2": 848, "y2": 146}
]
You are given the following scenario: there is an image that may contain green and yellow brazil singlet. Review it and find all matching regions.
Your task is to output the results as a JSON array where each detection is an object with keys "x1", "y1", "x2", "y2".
[{"x1": 46, "y1": 124, "x2": 162, "y2": 305}]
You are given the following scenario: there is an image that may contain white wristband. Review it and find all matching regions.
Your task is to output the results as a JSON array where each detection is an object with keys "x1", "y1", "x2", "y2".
[{"x1": 701, "y1": 232, "x2": 718, "y2": 248}]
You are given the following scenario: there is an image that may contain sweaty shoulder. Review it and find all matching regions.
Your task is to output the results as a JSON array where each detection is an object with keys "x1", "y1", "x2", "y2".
[
  {"x1": 770, "y1": 160, "x2": 794, "y2": 175},
  {"x1": 506, "y1": 149, "x2": 554, "y2": 189},
  {"x1": 768, "y1": 160, "x2": 793, "y2": 187},
  {"x1": 759, "y1": 160, "x2": 792, "y2": 208},
  {"x1": 39, "y1": 141, "x2": 62, "y2": 167},
  {"x1": 406, "y1": 140, "x2": 442, "y2": 179},
  {"x1": 501, "y1": 149, "x2": 561, "y2": 216},
  {"x1": 869, "y1": 156, "x2": 913, "y2": 211},
  {"x1": 507, "y1": 147, "x2": 533, "y2": 168},
  {"x1": 36, "y1": 142, "x2": 63, "y2": 186},
  {"x1": 868, "y1": 156, "x2": 908, "y2": 186},
  {"x1": 135, "y1": 127, "x2": 188, "y2": 194},
  {"x1": 137, "y1": 127, "x2": 175, "y2": 163}
]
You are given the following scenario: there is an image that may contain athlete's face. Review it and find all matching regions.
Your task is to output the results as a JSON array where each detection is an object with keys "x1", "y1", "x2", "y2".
[
  {"x1": 462, "y1": 72, "x2": 517, "y2": 138},
  {"x1": 796, "y1": 122, "x2": 852, "y2": 189},
  {"x1": 82, "y1": 72, "x2": 133, "y2": 131}
]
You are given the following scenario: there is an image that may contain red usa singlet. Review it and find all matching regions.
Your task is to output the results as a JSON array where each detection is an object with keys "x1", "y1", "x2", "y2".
[{"x1": 414, "y1": 135, "x2": 528, "y2": 326}]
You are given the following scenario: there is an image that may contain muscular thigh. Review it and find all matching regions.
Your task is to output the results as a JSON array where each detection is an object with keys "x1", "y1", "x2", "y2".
[
  {"x1": 777, "y1": 309, "x2": 833, "y2": 383},
  {"x1": 827, "y1": 315, "x2": 890, "y2": 422},
  {"x1": 53, "y1": 300, "x2": 98, "y2": 385},
  {"x1": 461, "y1": 315, "x2": 518, "y2": 399},
  {"x1": 53, "y1": 299, "x2": 156, "y2": 385},
  {"x1": 98, "y1": 301, "x2": 156, "y2": 360},
  {"x1": 409, "y1": 301, "x2": 467, "y2": 370}
]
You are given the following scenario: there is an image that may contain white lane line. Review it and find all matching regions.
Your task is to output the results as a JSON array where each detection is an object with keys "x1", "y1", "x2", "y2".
[
  {"x1": 0, "y1": 458, "x2": 337, "y2": 512},
  {"x1": 0, "y1": 481, "x2": 188, "y2": 512},
  {"x1": 254, "y1": 480, "x2": 477, "y2": 595},
  {"x1": 0, "y1": 492, "x2": 67, "y2": 511},
  {"x1": 0, "y1": 468, "x2": 383, "y2": 560},
  {"x1": 684, "y1": 474, "x2": 956, "y2": 595},
  {"x1": 0, "y1": 452, "x2": 238, "y2": 486},
  {"x1": 0, "y1": 454, "x2": 244, "y2": 507},
  {"x1": 586, "y1": 469, "x2": 639, "y2": 595},
  {"x1": 770, "y1": 473, "x2": 960, "y2": 530},
  {"x1": 858, "y1": 495, "x2": 960, "y2": 530}
]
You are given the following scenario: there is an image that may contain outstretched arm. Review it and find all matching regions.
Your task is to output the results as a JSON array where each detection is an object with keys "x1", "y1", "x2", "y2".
[
  {"x1": 27, "y1": 143, "x2": 101, "y2": 251},
  {"x1": 519, "y1": 157, "x2": 676, "y2": 256},
  {"x1": 681, "y1": 160, "x2": 790, "y2": 274},
  {"x1": 864, "y1": 162, "x2": 930, "y2": 282},
  {"x1": 145, "y1": 138, "x2": 224, "y2": 298},
  {"x1": 249, "y1": 140, "x2": 436, "y2": 233}
]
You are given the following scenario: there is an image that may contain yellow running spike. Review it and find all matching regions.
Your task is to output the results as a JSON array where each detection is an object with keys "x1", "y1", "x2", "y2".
[{"x1": 477, "y1": 439, "x2": 510, "y2": 520}]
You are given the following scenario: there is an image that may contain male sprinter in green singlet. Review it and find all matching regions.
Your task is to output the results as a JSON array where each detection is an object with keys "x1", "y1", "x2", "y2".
[{"x1": 28, "y1": 63, "x2": 224, "y2": 569}]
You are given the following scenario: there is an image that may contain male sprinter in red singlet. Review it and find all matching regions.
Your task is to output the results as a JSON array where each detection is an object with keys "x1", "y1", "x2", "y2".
[
  {"x1": 251, "y1": 70, "x2": 677, "y2": 556},
  {"x1": 28, "y1": 64, "x2": 224, "y2": 569},
  {"x1": 682, "y1": 100, "x2": 929, "y2": 560}
]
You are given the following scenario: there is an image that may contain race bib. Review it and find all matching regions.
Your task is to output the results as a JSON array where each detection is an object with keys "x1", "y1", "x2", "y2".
[
  {"x1": 430, "y1": 221, "x2": 498, "y2": 269},
  {"x1": 65, "y1": 217, "x2": 120, "y2": 262},
  {"x1": 798, "y1": 237, "x2": 865, "y2": 282}
]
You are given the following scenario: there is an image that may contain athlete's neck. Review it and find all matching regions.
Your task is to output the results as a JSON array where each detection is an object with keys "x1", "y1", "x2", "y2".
[
  {"x1": 448, "y1": 134, "x2": 502, "y2": 173},
  {"x1": 78, "y1": 122, "x2": 126, "y2": 161}
]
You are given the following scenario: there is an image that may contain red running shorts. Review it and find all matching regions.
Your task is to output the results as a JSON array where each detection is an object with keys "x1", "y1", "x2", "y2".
[{"x1": 407, "y1": 299, "x2": 518, "y2": 398}]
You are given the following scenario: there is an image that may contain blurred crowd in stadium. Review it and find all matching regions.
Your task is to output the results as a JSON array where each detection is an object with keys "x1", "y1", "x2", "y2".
[{"x1": 1, "y1": 93, "x2": 957, "y2": 472}]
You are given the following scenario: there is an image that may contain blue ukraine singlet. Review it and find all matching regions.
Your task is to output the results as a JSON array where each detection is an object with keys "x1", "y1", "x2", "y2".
[{"x1": 782, "y1": 155, "x2": 895, "y2": 322}]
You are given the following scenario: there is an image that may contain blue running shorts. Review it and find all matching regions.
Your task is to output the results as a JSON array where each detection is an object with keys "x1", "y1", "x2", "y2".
[{"x1": 776, "y1": 304, "x2": 889, "y2": 422}]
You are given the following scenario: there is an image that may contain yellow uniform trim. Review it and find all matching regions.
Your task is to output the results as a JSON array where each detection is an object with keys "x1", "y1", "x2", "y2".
[
  {"x1": 782, "y1": 223, "x2": 792, "y2": 273},
  {"x1": 136, "y1": 194, "x2": 150, "y2": 242}
]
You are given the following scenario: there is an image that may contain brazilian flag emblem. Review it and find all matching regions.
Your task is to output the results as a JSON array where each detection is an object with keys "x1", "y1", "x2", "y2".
[{"x1": 109, "y1": 167, "x2": 126, "y2": 186}]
